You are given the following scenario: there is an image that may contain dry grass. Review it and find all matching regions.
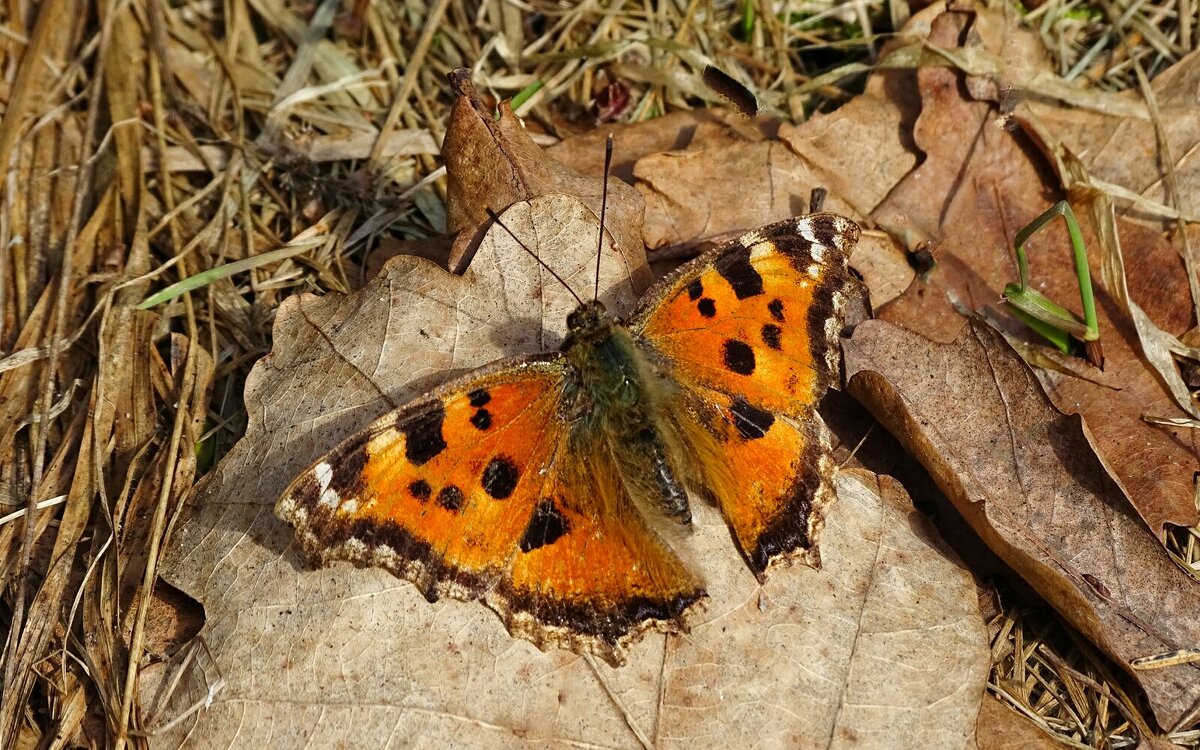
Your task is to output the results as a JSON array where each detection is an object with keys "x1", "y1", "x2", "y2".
[
  {"x1": 0, "y1": 0, "x2": 1195, "y2": 747},
  {"x1": 987, "y1": 595, "x2": 1198, "y2": 748}
]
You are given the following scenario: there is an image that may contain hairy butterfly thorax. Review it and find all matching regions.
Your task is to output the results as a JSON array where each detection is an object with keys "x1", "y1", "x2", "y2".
[{"x1": 561, "y1": 300, "x2": 693, "y2": 522}]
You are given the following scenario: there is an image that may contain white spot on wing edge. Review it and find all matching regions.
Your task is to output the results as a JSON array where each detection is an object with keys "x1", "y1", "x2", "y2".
[
  {"x1": 749, "y1": 240, "x2": 774, "y2": 260},
  {"x1": 314, "y1": 461, "x2": 340, "y2": 509},
  {"x1": 798, "y1": 222, "x2": 830, "y2": 261},
  {"x1": 825, "y1": 290, "x2": 846, "y2": 370},
  {"x1": 740, "y1": 229, "x2": 764, "y2": 248}
]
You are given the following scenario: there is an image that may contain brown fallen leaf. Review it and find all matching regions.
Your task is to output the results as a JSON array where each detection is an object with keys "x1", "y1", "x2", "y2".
[
  {"x1": 152, "y1": 115, "x2": 989, "y2": 739},
  {"x1": 631, "y1": 103, "x2": 908, "y2": 254},
  {"x1": 544, "y1": 93, "x2": 918, "y2": 306},
  {"x1": 868, "y1": 4, "x2": 1200, "y2": 539},
  {"x1": 546, "y1": 108, "x2": 767, "y2": 184},
  {"x1": 844, "y1": 318, "x2": 1200, "y2": 732},
  {"x1": 443, "y1": 69, "x2": 649, "y2": 292},
  {"x1": 632, "y1": 121, "x2": 819, "y2": 252}
]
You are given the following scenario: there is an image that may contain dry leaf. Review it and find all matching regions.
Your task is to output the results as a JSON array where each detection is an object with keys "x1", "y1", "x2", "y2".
[
  {"x1": 868, "y1": 4, "x2": 1200, "y2": 538},
  {"x1": 442, "y1": 70, "x2": 649, "y2": 291},
  {"x1": 844, "y1": 318, "x2": 1200, "y2": 731},
  {"x1": 155, "y1": 191, "x2": 988, "y2": 745},
  {"x1": 546, "y1": 109, "x2": 764, "y2": 184},
  {"x1": 630, "y1": 102, "x2": 911, "y2": 253},
  {"x1": 545, "y1": 96, "x2": 917, "y2": 305},
  {"x1": 633, "y1": 122, "x2": 819, "y2": 251}
]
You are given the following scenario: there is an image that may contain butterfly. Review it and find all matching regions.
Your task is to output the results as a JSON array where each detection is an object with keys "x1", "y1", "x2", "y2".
[{"x1": 276, "y1": 211, "x2": 861, "y2": 666}]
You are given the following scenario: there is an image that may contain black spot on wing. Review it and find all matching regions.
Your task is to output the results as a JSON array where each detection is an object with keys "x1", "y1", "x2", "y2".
[
  {"x1": 520, "y1": 498, "x2": 569, "y2": 553},
  {"x1": 768, "y1": 298, "x2": 785, "y2": 322},
  {"x1": 722, "y1": 339, "x2": 756, "y2": 375},
  {"x1": 698, "y1": 298, "x2": 716, "y2": 318},
  {"x1": 437, "y1": 485, "x2": 464, "y2": 512},
  {"x1": 687, "y1": 279, "x2": 704, "y2": 300},
  {"x1": 482, "y1": 456, "x2": 519, "y2": 499},
  {"x1": 729, "y1": 397, "x2": 775, "y2": 440},
  {"x1": 470, "y1": 408, "x2": 492, "y2": 431},
  {"x1": 401, "y1": 402, "x2": 447, "y2": 466},
  {"x1": 761, "y1": 323, "x2": 782, "y2": 350},
  {"x1": 328, "y1": 445, "x2": 368, "y2": 494},
  {"x1": 716, "y1": 248, "x2": 764, "y2": 299},
  {"x1": 408, "y1": 479, "x2": 432, "y2": 501},
  {"x1": 468, "y1": 388, "x2": 491, "y2": 407}
]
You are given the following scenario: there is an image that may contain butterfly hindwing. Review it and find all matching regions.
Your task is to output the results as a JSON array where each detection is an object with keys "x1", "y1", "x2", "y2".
[
  {"x1": 276, "y1": 357, "x2": 704, "y2": 665},
  {"x1": 678, "y1": 383, "x2": 835, "y2": 577},
  {"x1": 631, "y1": 214, "x2": 860, "y2": 576}
]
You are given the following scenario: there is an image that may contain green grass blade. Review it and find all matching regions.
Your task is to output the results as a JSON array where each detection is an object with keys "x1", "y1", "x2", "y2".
[{"x1": 137, "y1": 239, "x2": 325, "y2": 310}]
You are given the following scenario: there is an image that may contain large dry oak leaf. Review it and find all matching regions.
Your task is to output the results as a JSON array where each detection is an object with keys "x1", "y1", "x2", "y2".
[{"x1": 156, "y1": 198, "x2": 988, "y2": 748}]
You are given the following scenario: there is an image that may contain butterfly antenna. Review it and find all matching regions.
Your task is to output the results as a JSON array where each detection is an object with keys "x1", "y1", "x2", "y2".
[
  {"x1": 485, "y1": 207, "x2": 585, "y2": 307},
  {"x1": 594, "y1": 134, "x2": 614, "y2": 304}
]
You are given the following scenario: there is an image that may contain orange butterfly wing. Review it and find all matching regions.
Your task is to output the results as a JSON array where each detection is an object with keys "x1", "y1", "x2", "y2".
[
  {"x1": 631, "y1": 214, "x2": 861, "y2": 577},
  {"x1": 276, "y1": 358, "x2": 703, "y2": 665}
]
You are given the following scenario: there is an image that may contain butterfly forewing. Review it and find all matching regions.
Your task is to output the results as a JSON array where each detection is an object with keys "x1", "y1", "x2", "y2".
[
  {"x1": 632, "y1": 214, "x2": 858, "y2": 417},
  {"x1": 278, "y1": 360, "x2": 564, "y2": 591}
]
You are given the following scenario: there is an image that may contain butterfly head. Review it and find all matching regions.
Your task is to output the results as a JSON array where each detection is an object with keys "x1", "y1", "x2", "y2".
[{"x1": 564, "y1": 300, "x2": 614, "y2": 347}]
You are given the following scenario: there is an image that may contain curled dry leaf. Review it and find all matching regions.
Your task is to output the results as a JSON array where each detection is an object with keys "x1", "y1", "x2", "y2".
[
  {"x1": 844, "y1": 319, "x2": 1200, "y2": 731},
  {"x1": 868, "y1": 4, "x2": 1200, "y2": 538},
  {"x1": 155, "y1": 194, "x2": 988, "y2": 746},
  {"x1": 442, "y1": 69, "x2": 649, "y2": 291}
]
